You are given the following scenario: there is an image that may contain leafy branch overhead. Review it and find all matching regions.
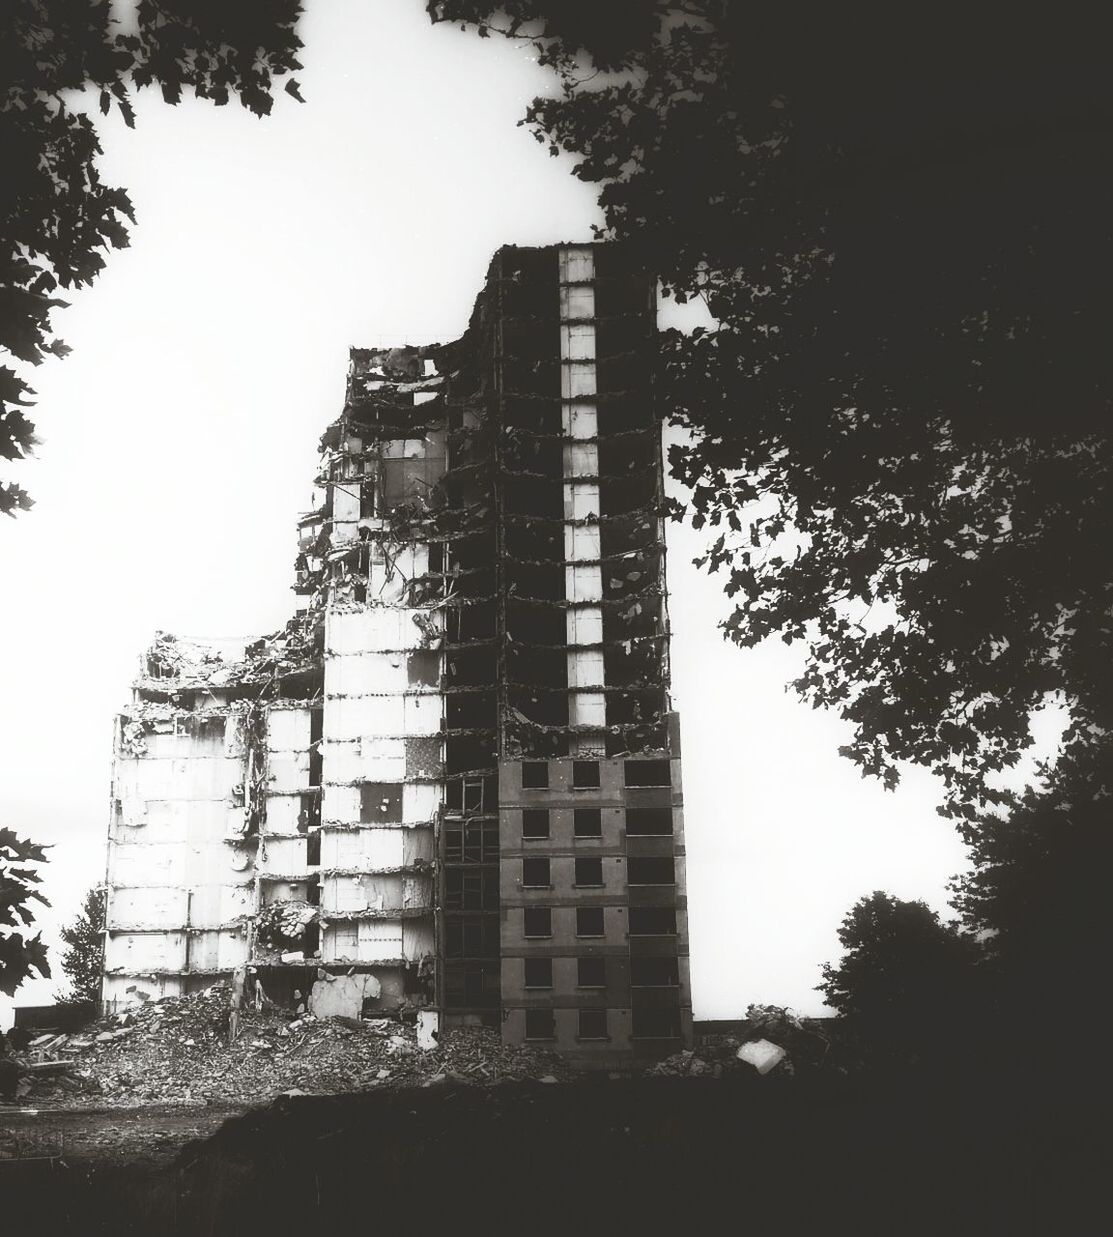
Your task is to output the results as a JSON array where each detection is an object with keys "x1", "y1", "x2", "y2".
[
  {"x1": 433, "y1": 2, "x2": 1113, "y2": 814},
  {"x1": 0, "y1": 0, "x2": 305, "y2": 515},
  {"x1": 0, "y1": 826, "x2": 51, "y2": 996}
]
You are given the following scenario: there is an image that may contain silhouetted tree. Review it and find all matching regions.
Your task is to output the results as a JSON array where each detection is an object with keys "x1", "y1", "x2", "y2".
[
  {"x1": 819, "y1": 891, "x2": 980, "y2": 1070},
  {"x1": 59, "y1": 885, "x2": 106, "y2": 1003},
  {"x1": 431, "y1": 2, "x2": 1113, "y2": 815},
  {"x1": 951, "y1": 742, "x2": 1113, "y2": 1058},
  {"x1": 0, "y1": 827, "x2": 50, "y2": 996},
  {"x1": 1, "y1": 0, "x2": 304, "y2": 514}
]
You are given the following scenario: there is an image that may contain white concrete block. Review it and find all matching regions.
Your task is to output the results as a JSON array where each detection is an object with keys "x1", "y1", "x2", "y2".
[
  {"x1": 569, "y1": 692, "x2": 606, "y2": 728},
  {"x1": 562, "y1": 362, "x2": 597, "y2": 399},
  {"x1": 323, "y1": 784, "x2": 361, "y2": 826},
  {"x1": 358, "y1": 919, "x2": 403, "y2": 961},
  {"x1": 326, "y1": 652, "x2": 407, "y2": 698},
  {"x1": 563, "y1": 402, "x2": 598, "y2": 439},
  {"x1": 267, "y1": 707, "x2": 311, "y2": 753},
  {"x1": 563, "y1": 441, "x2": 599, "y2": 477},
  {"x1": 325, "y1": 694, "x2": 406, "y2": 741},
  {"x1": 568, "y1": 648, "x2": 605, "y2": 688},
  {"x1": 110, "y1": 842, "x2": 186, "y2": 887},
  {"x1": 107, "y1": 931, "x2": 187, "y2": 972},
  {"x1": 567, "y1": 606, "x2": 603, "y2": 646},
  {"x1": 567, "y1": 563, "x2": 603, "y2": 603},
  {"x1": 323, "y1": 737, "x2": 406, "y2": 783},
  {"x1": 561, "y1": 323, "x2": 596, "y2": 360},
  {"x1": 260, "y1": 836, "x2": 307, "y2": 875},
  {"x1": 366, "y1": 828, "x2": 405, "y2": 869},
  {"x1": 110, "y1": 887, "x2": 188, "y2": 929},
  {"x1": 403, "y1": 783, "x2": 439, "y2": 824},
  {"x1": 560, "y1": 284, "x2": 595, "y2": 320},
  {"x1": 567, "y1": 482, "x2": 600, "y2": 520},
  {"x1": 565, "y1": 521, "x2": 601, "y2": 563},
  {"x1": 263, "y1": 794, "x2": 302, "y2": 833},
  {"x1": 559, "y1": 245, "x2": 595, "y2": 283},
  {"x1": 402, "y1": 692, "x2": 441, "y2": 736},
  {"x1": 268, "y1": 751, "x2": 311, "y2": 793}
]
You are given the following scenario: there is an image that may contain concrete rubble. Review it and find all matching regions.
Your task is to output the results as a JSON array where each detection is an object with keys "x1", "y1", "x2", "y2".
[
  {"x1": 647, "y1": 1005, "x2": 830, "y2": 1079},
  {"x1": 2, "y1": 983, "x2": 574, "y2": 1108}
]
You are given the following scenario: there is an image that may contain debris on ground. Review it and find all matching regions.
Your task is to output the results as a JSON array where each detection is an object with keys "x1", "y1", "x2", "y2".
[
  {"x1": 648, "y1": 1005, "x2": 830, "y2": 1079},
  {"x1": 3, "y1": 984, "x2": 574, "y2": 1109},
  {"x1": 646, "y1": 1049, "x2": 724, "y2": 1078}
]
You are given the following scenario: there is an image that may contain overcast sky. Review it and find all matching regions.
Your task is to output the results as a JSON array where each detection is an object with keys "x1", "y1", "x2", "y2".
[{"x1": 0, "y1": 0, "x2": 979, "y2": 1026}]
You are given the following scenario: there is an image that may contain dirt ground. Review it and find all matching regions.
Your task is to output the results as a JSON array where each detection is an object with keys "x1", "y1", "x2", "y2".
[
  {"x1": 1, "y1": 1102, "x2": 248, "y2": 1168},
  {"x1": 3, "y1": 1073, "x2": 1109, "y2": 1237}
]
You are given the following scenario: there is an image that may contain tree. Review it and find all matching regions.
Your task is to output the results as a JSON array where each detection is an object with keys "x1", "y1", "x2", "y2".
[
  {"x1": 818, "y1": 891, "x2": 980, "y2": 1069},
  {"x1": 0, "y1": 827, "x2": 51, "y2": 996},
  {"x1": 1, "y1": 0, "x2": 304, "y2": 514},
  {"x1": 951, "y1": 741, "x2": 1113, "y2": 1026},
  {"x1": 59, "y1": 885, "x2": 106, "y2": 1003},
  {"x1": 429, "y1": 3, "x2": 1113, "y2": 815}
]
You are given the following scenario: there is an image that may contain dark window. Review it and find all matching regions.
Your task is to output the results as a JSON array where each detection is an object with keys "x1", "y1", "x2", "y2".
[
  {"x1": 444, "y1": 820, "x2": 500, "y2": 863},
  {"x1": 624, "y1": 759, "x2": 671, "y2": 787},
  {"x1": 445, "y1": 868, "x2": 499, "y2": 912},
  {"x1": 522, "y1": 762, "x2": 549, "y2": 789},
  {"x1": 306, "y1": 880, "x2": 321, "y2": 907},
  {"x1": 576, "y1": 906, "x2": 605, "y2": 937},
  {"x1": 445, "y1": 918, "x2": 500, "y2": 958},
  {"x1": 298, "y1": 791, "x2": 320, "y2": 834},
  {"x1": 522, "y1": 858, "x2": 550, "y2": 888},
  {"x1": 625, "y1": 807, "x2": 673, "y2": 836},
  {"x1": 525, "y1": 1009, "x2": 556, "y2": 1040},
  {"x1": 463, "y1": 778, "x2": 484, "y2": 814},
  {"x1": 628, "y1": 906, "x2": 676, "y2": 935},
  {"x1": 632, "y1": 1005, "x2": 681, "y2": 1039},
  {"x1": 306, "y1": 830, "x2": 321, "y2": 866},
  {"x1": 572, "y1": 760, "x2": 600, "y2": 789},
  {"x1": 577, "y1": 957, "x2": 606, "y2": 988},
  {"x1": 444, "y1": 959, "x2": 500, "y2": 1007},
  {"x1": 524, "y1": 907, "x2": 552, "y2": 938},
  {"x1": 578, "y1": 1008, "x2": 608, "y2": 1040},
  {"x1": 309, "y1": 708, "x2": 323, "y2": 785},
  {"x1": 631, "y1": 956, "x2": 680, "y2": 987},
  {"x1": 360, "y1": 783, "x2": 402, "y2": 823},
  {"x1": 524, "y1": 957, "x2": 553, "y2": 989},
  {"x1": 360, "y1": 477, "x2": 376, "y2": 518},
  {"x1": 627, "y1": 857, "x2": 676, "y2": 885},
  {"x1": 574, "y1": 808, "x2": 602, "y2": 838},
  {"x1": 522, "y1": 809, "x2": 549, "y2": 839},
  {"x1": 574, "y1": 857, "x2": 603, "y2": 887}
]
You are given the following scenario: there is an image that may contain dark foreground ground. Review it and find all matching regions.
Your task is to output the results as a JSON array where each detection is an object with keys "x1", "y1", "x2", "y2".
[{"x1": 2, "y1": 1073, "x2": 1107, "y2": 1237}]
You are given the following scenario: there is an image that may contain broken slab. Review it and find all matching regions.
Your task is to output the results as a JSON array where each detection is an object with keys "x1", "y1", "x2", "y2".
[
  {"x1": 308, "y1": 972, "x2": 382, "y2": 1020},
  {"x1": 736, "y1": 1039, "x2": 787, "y2": 1075},
  {"x1": 416, "y1": 1009, "x2": 440, "y2": 1051}
]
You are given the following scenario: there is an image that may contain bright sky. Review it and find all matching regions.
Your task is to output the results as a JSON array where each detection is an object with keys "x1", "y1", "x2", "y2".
[{"x1": 0, "y1": 0, "x2": 974, "y2": 1027}]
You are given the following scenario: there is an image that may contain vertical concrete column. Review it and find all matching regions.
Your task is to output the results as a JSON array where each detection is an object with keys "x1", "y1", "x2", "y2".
[{"x1": 558, "y1": 245, "x2": 605, "y2": 755}]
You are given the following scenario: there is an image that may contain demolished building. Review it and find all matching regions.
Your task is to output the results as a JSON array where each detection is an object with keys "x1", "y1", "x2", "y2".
[{"x1": 103, "y1": 243, "x2": 692, "y2": 1062}]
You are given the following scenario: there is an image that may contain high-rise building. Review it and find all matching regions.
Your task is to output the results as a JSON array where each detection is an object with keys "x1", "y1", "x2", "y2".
[{"x1": 103, "y1": 243, "x2": 691, "y2": 1062}]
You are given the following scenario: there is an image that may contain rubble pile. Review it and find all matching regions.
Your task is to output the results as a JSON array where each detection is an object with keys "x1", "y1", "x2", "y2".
[
  {"x1": 6, "y1": 985, "x2": 573, "y2": 1108},
  {"x1": 649, "y1": 1006, "x2": 831, "y2": 1080},
  {"x1": 647, "y1": 1047, "x2": 736, "y2": 1079}
]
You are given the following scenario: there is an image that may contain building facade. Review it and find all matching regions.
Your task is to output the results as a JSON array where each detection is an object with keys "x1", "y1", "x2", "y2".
[{"x1": 103, "y1": 243, "x2": 691, "y2": 1062}]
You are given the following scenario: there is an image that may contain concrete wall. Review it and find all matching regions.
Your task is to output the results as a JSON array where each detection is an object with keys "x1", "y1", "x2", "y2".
[{"x1": 104, "y1": 704, "x2": 253, "y2": 1008}]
